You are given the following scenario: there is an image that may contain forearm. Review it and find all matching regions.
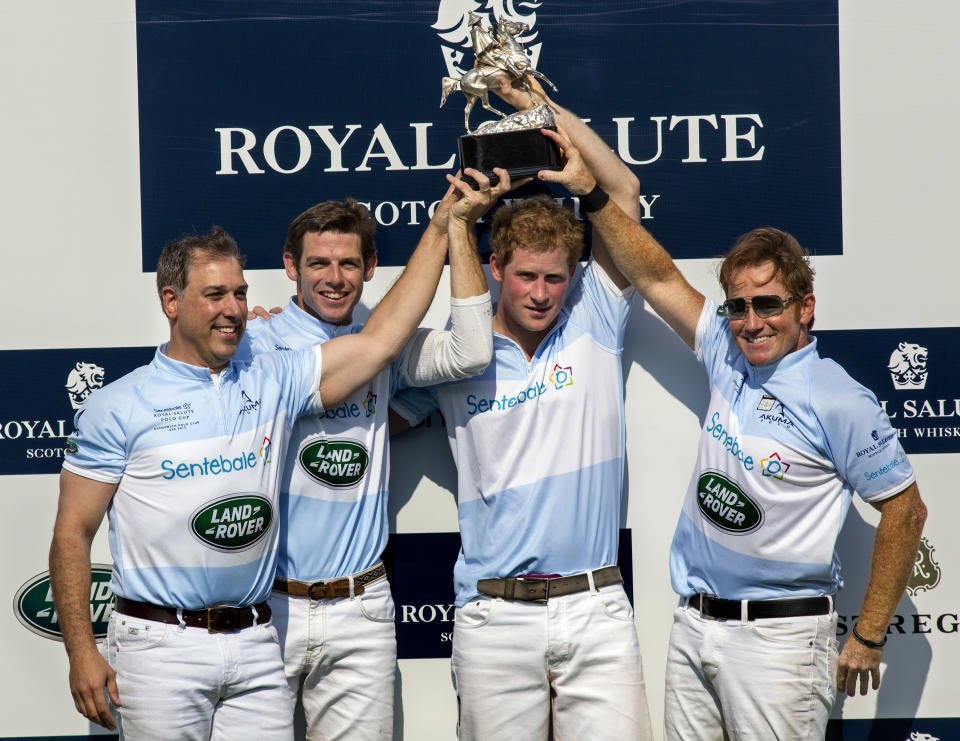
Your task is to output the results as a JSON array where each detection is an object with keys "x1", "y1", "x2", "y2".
[
  {"x1": 854, "y1": 486, "x2": 927, "y2": 640},
  {"x1": 50, "y1": 529, "x2": 99, "y2": 660},
  {"x1": 362, "y1": 222, "x2": 448, "y2": 363},
  {"x1": 547, "y1": 101, "x2": 640, "y2": 218},
  {"x1": 402, "y1": 294, "x2": 493, "y2": 385},
  {"x1": 587, "y1": 199, "x2": 703, "y2": 347},
  {"x1": 448, "y1": 218, "x2": 488, "y2": 299}
]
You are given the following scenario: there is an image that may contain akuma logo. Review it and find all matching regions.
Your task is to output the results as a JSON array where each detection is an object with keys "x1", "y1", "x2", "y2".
[
  {"x1": 190, "y1": 494, "x2": 273, "y2": 551},
  {"x1": 760, "y1": 451, "x2": 790, "y2": 480},
  {"x1": 549, "y1": 363, "x2": 573, "y2": 390},
  {"x1": 14, "y1": 565, "x2": 114, "y2": 641},
  {"x1": 65, "y1": 361, "x2": 105, "y2": 410},
  {"x1": 363, "y1": 390, "x2": 378, "y2": 417},
  {"x1": 299, "y1": 439, "x2": 370, "y2": 488},
  {"x1": 888, "y1": 342, "x2": 928, "y2": 390},
  {"x1": 433, "y1": 0, "x2": 543, "y2": 78},
  {"x1": 239, "y1": 389, "x2": 261, "y2": 415},
  {"x1": 907, "y1": 536, "x2": 941, "y2": 596}
]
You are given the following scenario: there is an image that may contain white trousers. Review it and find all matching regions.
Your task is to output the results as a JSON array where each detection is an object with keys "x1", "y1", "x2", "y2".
[
  {"x1": 663, "y1": 603, "x2": 839, "y2": 741},
  {"x1": 102, "y1": 609, "x2": 293, "y2": 741},
  {"x1": 270, "y1": 576, "x2": 397, "y2": 740},
  {"x1": 451, "y1": 583, "x2": 653, "y2": 741}
]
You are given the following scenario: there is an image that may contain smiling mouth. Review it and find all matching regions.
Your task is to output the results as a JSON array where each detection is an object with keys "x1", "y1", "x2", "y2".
[
  {"x1": 214, "y1": 325, "x2": 239, "y2": 339},
  {"x1": 319, "y1": 291, "x2": 348, "y2": 301},
  {"x1": 747, "y1": 335, "x2": 773, "y2": 345}
]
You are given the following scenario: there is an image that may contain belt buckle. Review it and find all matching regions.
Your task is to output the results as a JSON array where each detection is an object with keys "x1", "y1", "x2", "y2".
[
  {"x1": 698, "y1": 593, "x2": 717, "y2": 620},
  {"x1": 206, "y1": 606, "x2": 236, "y2": 633},
  {"x1": 517, "y1": 576, "x2": 550, "y2": 603},
  {"x1": 308, "y1": 581, "x2": 328, "y2": 600}
]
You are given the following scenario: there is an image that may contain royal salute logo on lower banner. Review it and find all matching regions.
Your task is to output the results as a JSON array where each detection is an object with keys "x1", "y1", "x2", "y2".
[
  {"x1": 65, "y1": 361, "x2": 105, "y2": 409},
  {"x1": 816, "y1": 328, "x2": 960, "y2": 455},
  {"x1": 908, "y1": 537, "x2": 941, "y2": 596},
  {"x1": 0, "y1": 347, "x2": 153, "y2": 475},
  {"x1": 14, "y1": 565, "x2": 114, "y2": 642}
]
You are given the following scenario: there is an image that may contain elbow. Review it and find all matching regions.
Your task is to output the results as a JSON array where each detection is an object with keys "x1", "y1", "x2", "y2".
[
  {"x1": 911, "y1": 497, "x2": 928, "y2": 535},
  {"x1": 454, "y1": 336, "x2": 493, "y2": 378},
  {"x1": 613, "y1": 171, "x2": 641, "y2": 209}
]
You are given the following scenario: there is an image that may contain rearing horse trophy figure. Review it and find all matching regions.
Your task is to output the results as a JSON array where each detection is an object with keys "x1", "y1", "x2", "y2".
[{"x1": 440, "y1": 13, "x2": 558, "y2": 134}]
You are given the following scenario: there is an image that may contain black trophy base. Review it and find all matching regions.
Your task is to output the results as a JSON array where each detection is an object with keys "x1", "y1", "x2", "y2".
[{"x1": 458, "y1": 126, "x2": 563, "y2": 189}]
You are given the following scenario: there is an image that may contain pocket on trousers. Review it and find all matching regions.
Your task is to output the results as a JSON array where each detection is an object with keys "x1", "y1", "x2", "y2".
[
  {"x1": 114, "y1": 616, "x2": 168, "y2": 652},
  {"x1": 357, "y1": 584, "x2": 396, "y2": 623},
  {"x1": 454, "y1": 599, "x2": 493, "y2": 629},
  {"x1": 598, "y1": 586, "x2": 636, "y2": 622},
  {"x1": 751, "y1": 615, "x2": 819, "y2": 647}
]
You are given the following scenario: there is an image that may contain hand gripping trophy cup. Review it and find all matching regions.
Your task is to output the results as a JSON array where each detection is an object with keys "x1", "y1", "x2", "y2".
[{"x1": 440, "y1": 13, "x2": 562, "y2": 188}]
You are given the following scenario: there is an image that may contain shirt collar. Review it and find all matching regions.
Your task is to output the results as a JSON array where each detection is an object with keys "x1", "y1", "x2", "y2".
[{"x1": 746, "y1": 335, "x2": 819, "y2": 383}]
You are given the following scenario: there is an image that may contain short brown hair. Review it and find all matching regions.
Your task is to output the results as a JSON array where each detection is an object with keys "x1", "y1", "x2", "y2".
[
  {"x1": 284, "y1": 199, "x2": 376, "y2": 268},
  {"x1": 155, "y1": 226, "x2": 245, "y2": 299},
  {"x1": 718, "y1": 227, "x2": 815, "y2": 298},
  {"x1": 490, "y1": 196, "x2": 583, "y2": 272}
]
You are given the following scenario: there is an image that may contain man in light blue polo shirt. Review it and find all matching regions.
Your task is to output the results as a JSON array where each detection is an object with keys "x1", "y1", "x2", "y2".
[
  {"x1": 48, "y1": 214, "x2": 476, "y2": 739},
  {"x1": 552, "y1": 139, "x2": 928, "y2": 739}
]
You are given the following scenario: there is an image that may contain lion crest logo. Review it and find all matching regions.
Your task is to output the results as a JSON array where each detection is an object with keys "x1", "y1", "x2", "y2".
[
  {"x1": 907, "y1": 537, "x2": 941, "y2": 596},
  {"x1": 888, "y1": 342, "x2": 928, "y2": 391},
  {"x1": 433, "y1": 0, "x2": 543, "y2": 78},
  {"x1": 65, "y1": 362, "x2": 105, "y2": 410}
]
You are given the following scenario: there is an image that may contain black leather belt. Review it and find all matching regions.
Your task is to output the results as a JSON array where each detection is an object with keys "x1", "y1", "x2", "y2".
[
  {"x1": 686, "y1": 593, "x2": 831, "y2": 621},
  {"x1": 477, "y1": 566, "x2": 622, "y2": 602},
  {"x1": 273, "y1": 562, "x2": 386, "y2": 600},
  {"x1": 115, "y1": 597, "x2": 271, "y2": 633}
]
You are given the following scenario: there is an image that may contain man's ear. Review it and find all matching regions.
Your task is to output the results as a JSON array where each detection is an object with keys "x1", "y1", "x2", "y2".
[
  {"x1": 489, "y1": 253, "x2": 504, "y2": 283},
  {"x1": 363, "y1": 253, "x2": 378, "y2": 282},
  {"x1": 283, "y1": 252, "x2": 299, "y2": 283},
  {"x1": 800, "y1": 293, "x2": 816, "y2": 327},
  {"x1": 161, "y1": 286, "x2": 179, "y2": 321}
]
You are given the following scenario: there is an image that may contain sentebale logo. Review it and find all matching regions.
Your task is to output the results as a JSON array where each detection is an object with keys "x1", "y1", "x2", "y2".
[
  {"x1": 190, "y1": 494, "x2": 273, "y2": 551},
  {"x1": 299, "y1": 439, "x2": 369, "y2": 487},
  {"x1": 696, "y1": 472, "x2": 763, "y2": 534},
  {"x1": 14, "y1": 565, "x2": 114, "y2": 641}
]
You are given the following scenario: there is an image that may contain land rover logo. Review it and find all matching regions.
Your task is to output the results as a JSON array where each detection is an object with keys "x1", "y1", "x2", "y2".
[
  {"x1": 190, "y1": 494, "x2": 272, "y2": 551},
  {"x1": 299, "y1": 439, "x2": 369, "y2": 488},
  {"x1": 696, "y1": 472, "x2": 763, "y2": 534},
  {"x1": 14, "y1": 565, "x2": 114, "y2": 641}
]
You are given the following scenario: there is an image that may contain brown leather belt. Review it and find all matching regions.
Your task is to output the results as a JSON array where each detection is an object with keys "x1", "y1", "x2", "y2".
[
  {"x1": 115, "y1": 597, "x2": 271, "y2": 633},
  {"x1": 686, "y1": 593, "x2": 832, "y2": 621},
  {"x1": 273, "y1": 562, "x2": 386, "y2": 600},
  {"x1": 477, "y1": 565, "x2": 623, "y2": 602}
]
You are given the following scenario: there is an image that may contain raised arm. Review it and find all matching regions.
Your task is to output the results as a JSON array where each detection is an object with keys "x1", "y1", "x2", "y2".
[
  {"x1": 399, "y1": 167, "x2": 524, "y2": 386},
  {"x1": 316, "y1": 170, "x2": 511, "y2": 406},
  {"x1": 837, "y1": 482, "x2": 927, "y2": 696},
  {"x1": 494, "y1": 76, "x2": 640, "y2": 287},
  {"x1": 543, "y1": 129, "x2": 705, "y2": 348},
  {"x1": 49, "y1": 470, "x2": 121, "y2": 730}
]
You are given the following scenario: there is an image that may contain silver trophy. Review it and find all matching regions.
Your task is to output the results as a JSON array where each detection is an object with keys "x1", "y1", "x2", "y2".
[{"x1": 440, "y1": 13, "x2": 562, "y2": 186}]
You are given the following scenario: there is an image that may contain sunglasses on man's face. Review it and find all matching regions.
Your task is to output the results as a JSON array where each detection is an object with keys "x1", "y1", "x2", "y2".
[{"x1": 716, "y1": 294, "x2": 802, "y2": 320}]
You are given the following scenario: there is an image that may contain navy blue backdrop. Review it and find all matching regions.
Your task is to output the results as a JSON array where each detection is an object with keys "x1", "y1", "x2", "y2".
[{"x1": 137, "y1": 0, "x2": 841, "y2": 269}]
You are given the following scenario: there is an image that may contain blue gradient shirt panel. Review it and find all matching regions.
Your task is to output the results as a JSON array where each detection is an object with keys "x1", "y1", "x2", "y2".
[
  {"x1": 63, "y1": 345, "x2": 322, "y2": 608},
  {"x1": 241, "y1": 298, "x2": 401, "y2": 581},
  {"x1": 393, "y1": 260, "x2": 634, "y2": 606},
  {"x1": 669, "y1": 300, "x2": 916, "y2": 600}
]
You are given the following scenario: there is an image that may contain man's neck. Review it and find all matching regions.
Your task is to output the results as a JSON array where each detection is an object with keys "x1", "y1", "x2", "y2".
[{"x1": 492, "y1": 311, "x2": 553, "y2": 361}]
